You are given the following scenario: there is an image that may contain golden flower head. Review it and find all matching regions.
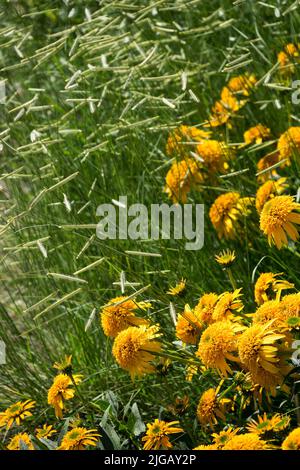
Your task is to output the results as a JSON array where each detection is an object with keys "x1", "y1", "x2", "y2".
[
  {"x1": 278, "y1": 43, "x2": 300, "y2": 73},
  {"x1": 100, "y1": 296, "x2": 150, "y2": 338},
  {"x1": 260, "y1": 195, "x2": 300, "y2": 249},
  {"x1": 247, "y1": 413, "x2": 290, "y2": 435},
  {"x1": 243, "y1": 124, "x2": 271, "y2": 145},
  {"x1": 164, "y1": 158, "x2": 203, "y2": 203},
  {"x1": 196, "y1": 388, "x2": 229, "y2": 427},
  {"x1": 0, "y1": 400, "x2": 35, "y2": 430},
  {"x1": 166, "y1": 125, "x2": 211, "y2": 156},
  {"x1": 167, "y1": 278, "x2": 186, "y2": 296},
  {"x1": 215, "y1": 249, "x2": 236, "y2": 268},
  {"x1": 142, "y1": 419, "x2": 183, "y2": 450},
  {"x1": 58, "y1": 427, "x2": 100, "y2": 450},
  {"x1": 7, "y1": 432, "x2": 34, "y2": 450},
  {"x1": 53, "y1": 355, "x2": 73, "y2": 375},
  {"x1": 36, "y1": 424, "x2": 57, "y2": 439},
  {"x1": 253, "y1": 300, "x2": 283, "y2": 328},
  {"x1": 238, "y1": 322, "x2": 288, "y2": 394},
  {"x1": 194, "y1": 443, "x2": 219, "y2": 450},
  {"x1": 112, "y1": 325, "x2": 161, "y2": 379},
  {"x1": 194, "y1": 292, "x2": 218, "y2": 325},
  {"x1": 282, "y1": 428, "x2": 300, "y2": 450},
  {"x1": 226, "y1": 74, "x2": 256, "y2": 96},
  {"x1": 195, "y1": 139, "x2": 230, "y2": 174},
  {"x1": 279, "y1": 293, "x2": 300, "y2": 327},
  {"x1": 47, "y1": 373, "x2": 82, "y2": 419},
  {"x1": 206, "y1": 99, "x2": 232, "y2": 127},
  {"x1": 256, "y1": 151, "x2": 281, "y2": 182},
  {"x1": 212, "y1": 427, "x2": 240, "y2": 448},
  {"x1": 222, "y1": 433, "x2": 268, "y2": 450},
  {"x1": 255, "y1": 178, "x2": 288, "y2": 214},
  {"x1": 254, "y1": 272, "x2": 294, "y2": 306},
  {"x1": 209, "y1": 192, "x2": 253, "y2": 239},
  {"x1": 196, "y1": 321, "x2": 242, "y2": 376},
  {"x1": 278, "y1": 127, "x2": 300, "y2": 162},
  {"x1": 213, "y1": 289, "x2": 244, "y2": 322},
  {"x1": 176, "y1": 304, "x2": 204, "y2": 345}
]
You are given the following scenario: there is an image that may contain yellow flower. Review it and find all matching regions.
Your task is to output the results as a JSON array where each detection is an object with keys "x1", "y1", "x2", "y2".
[
  {"x1": 164, "y1": 158, "x2": 203, "y2": 203},
  {"x1": 247, "y1": 413, "x2": 290, "y2": 435},
  {"x1": 112, "y1": 325, "x2": 161, "y2": 379},
  {"x1": 196, "y1": 388, "x2": 229, "y2": 427},
  {"x1": 167, "y1": 278, "x2": 186, "y2": 296},
  {"x1": 206, "y1": 99, "x2": 232, "y2": 127},
  {"x1": 279, "y1": 293, "x2": 300, "y2": 326},
  {"x1": 282, "y1": 428, "x2": 300, "y2": 450},
  {"x1": 253, "y1": 300, "x2": 283, "y2": 328},
  {"x1": 142, "y1": 419, "x2": 183, "y2": 450},
  {"x1": 243, "y1": 124, "x2": 271, "y2": 145},
  {"x1": 47, "y1": 373, "x2": 82, "y2": 419},
  {"x1": 255, "y1": 178, "x2": 288, "y2": 214},
  {"x1": 166, "y1": 125, "x2": 211, "y2": 156},
  {"x1": 260, "y1": 195, "x2": 300, "y2": 249},
  {"x1": 196, "y1": 321, "x2": 242, "y2": 376},
  {"x1": 238, "y1": 322, "x2": 288, "y2": 395},
  {"x1": 36, "y1": 424, "x2": 57, "y2": 439},
  {"x1": 53, "y1": 355, "x2": 73, "y2": 375},
  {"x1": 195, "y1": 139, "x2": 230, "y2": 174},
  {"x1": 209, "y1": 192, "x2": 253, "y2": 239},
  {"x1": 58, "y1": 427, "x2": 100, "y2": 450},
  {"x1": 212, "y1": 289, "x2": 244, "y2": 322},
  {"x1": 254, "y1": 272, "x2": 294, "y2": 305},
  {"x1": 176, "y1": 305, "x2": 204, "y2": 345},
  {"x1": 7, "y1": 433, "x2": 34, "y2": 450},
  {"x1": 278, "y1": 43, "x2": 300, "y2": 74},
  {"x1": 194, "y1": 443, "x2": 218, "y2": 450},
  {"x1": 212, "y1": 427, "x2": 240, "y2": 448},
  {"x1": 100, "y1": 296, "x2": 150, "y2": 338},
  {"x1": 215, "y1": 249, "x2": 236, "y2": 268},
  {"x1": 278, "y1": 127, "x2": 300, "y2": 162},
  {"x1": 222, "y1": 433, "x2": 268, "y2": 450},
  {"x1": 194, "y1": 293, "x2": 218, "y2": 324},
  {"x1": 0, "y1": 400, "x2": 35, "y2": 430},
  {"x1": 256, "y1": 151, "x2": 281, "y2": 182},
  {"x1": 226, "y1": 74, "x2": 256, "y2": 96}
]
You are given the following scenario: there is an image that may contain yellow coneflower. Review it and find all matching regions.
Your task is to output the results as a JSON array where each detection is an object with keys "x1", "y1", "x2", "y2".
[
  {"x1": 238, "y1": 322, "x2": 288, "y2": 394},
  {"x1": 47, "y1": 373, "x2": 82, "y2": 419},
  {"x1": 215, "y1": 249, "x2": 236, "y2": 268},
  {"x1": 194, "y1": 292, "x2": 218, "y2": 325},
  {"x1": 255, "y1": 178, "x2": 288, "y2": 214},
  {"x1": 176, "y1": 305, "x2": 203, "y2": 345},
  {"x1": 164, "y1": 158, "x2": 203, "y2": 203},
  {"x1": 222, "y1": 433, "x2": 268, "y2": 450},
  {"x1": 260, "y1": 195, "x2": 300, "y2": 249},
  {"x1": 112, "y1": 325, "x2": 161, "y2": 379},
  {"x1": 243, "y1": 124, "x2": 271, "y2": 145},
  {"x1": 278, "y1": 43, "x2": 300, "y2": 74},
  {"x1": 212, "y1": 289, "x2": 244, "y2": 322},
  {"x1": 256, "y1": 151, "x2": 281, "y2": 182},
  {"x1": 0, "y1": 400, "x2": 35, "y2": 430},
  {"x1": 282, "y1": 428, "x2": 300, "y2": 450},
  {"x1": 53, "y1": 355, "x2": 73, "y2": 375},
  {"x1": 247, "y1": 413, "x2": 290, "y2": 435},
  {"x1": 195, "y1": 139, "x2": 230, "y2": 174},
  {"x1": 278, "y1": 126, "x2": 300, "y2": 163},
  {"x1": 167, "y1": 278, "x2": 186, "y2": 296},
  {"x1": 212, "y1": 427, "x2": 240, "y2": 448},
  {"x1": 142, "y1": 419, "x2": 183, "y2": 450},
  {"x1": 100, "y1": 296, "x2": 150, "y2": 338},
  {"x1": 36, "y1": 424, "x2": 57, "y2": 439},
  {"x1": 254, "y1": 272, "x2": 294, "y2": 305},
  {"x1": 166, "y1": 125, "x2": 211, "y2": 156},
  {"x1": 196, "y1": 321, "x2": 242, "y2": 376},
  {"x1": 279, "y1": 293, "x2": 300, "y2": 326},
  {"x1": 196, "y1": 388, "x2": 230, "y2": 427},
  {"x1": 58, "y1": 427, "x2": 100, "y2": 450},
  {"x1": 7, "y1": 432, "x2": 34, "y2": 450},
  {"x1": 194, "y1": 443, "x2": 218, "y2": 450},
  {"x1": 209, "y1": 192, "x2": 253, "y2": 239},
  {"x1": 253, "y1": 300, "x2": 283, "y2": 328}
]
